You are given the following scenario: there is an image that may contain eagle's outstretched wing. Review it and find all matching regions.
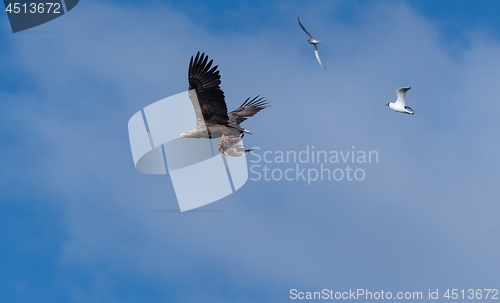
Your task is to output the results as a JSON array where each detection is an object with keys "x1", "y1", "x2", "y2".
[
  {"x1": 188, "y1": 52, "x2": 229, "y2": 125},
  {"x1": 228, "y1": 96, "x2": 269, "y2": 125}
]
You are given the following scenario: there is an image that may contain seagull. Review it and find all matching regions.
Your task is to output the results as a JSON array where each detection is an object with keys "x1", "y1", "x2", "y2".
[
  {"x1": 386, "y1": 86, "x2": 415, "y2": 115},
  {"x1": 298, "y1": 17, "x2": 326, "y2": 69},
  {"x1": 218, "y1": 134, "x2": 252, "y2": 157}
]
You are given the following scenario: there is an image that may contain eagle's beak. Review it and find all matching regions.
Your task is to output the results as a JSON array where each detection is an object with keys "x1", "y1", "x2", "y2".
[
  {"x1": 180, "y1": 132, "x2": 186, "y2": 138},
  {"x1": 385, "y1": 103, "x2": 389, "y2": 106}
]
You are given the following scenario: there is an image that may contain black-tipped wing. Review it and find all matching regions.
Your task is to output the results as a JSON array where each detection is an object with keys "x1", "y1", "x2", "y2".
[
  {"x1": 395, "y1": 86, "x2": 411, "y2": 107},
  {"x1": 298, "y1": 17, "x2": 314, "y2": 39},
  {"x1": 228, "y1": 96, "x2": 269, "y2": 124},
  {"x1": 188, "y1": 52, "x2": 229, "y2": 124}
]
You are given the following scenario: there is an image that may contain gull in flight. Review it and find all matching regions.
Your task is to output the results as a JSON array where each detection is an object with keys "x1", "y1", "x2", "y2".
[
  {"x1": 298, "y1": 17, "x2": 326, "y2": 69},
  {"x1": 386, "y1": 87, "x2": 415, "y2": 115}
]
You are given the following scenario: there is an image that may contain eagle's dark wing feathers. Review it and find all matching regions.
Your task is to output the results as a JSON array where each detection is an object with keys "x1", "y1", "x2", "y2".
[
  {"x1": 229, "y1": 96, "x2": 269, "y2": 125},
  {"x1": 188, "y1": 52, "x2": 229, "y2": 124}
]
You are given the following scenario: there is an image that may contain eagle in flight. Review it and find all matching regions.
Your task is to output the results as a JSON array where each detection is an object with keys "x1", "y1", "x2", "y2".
[{"x1": 180, "y1": 52, "x2": 269, "y2": 140}]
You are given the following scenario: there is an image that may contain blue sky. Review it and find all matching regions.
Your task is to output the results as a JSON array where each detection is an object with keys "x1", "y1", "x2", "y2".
[{"x1": 1, "y1": 0, "x2": 500, "y2": 302}]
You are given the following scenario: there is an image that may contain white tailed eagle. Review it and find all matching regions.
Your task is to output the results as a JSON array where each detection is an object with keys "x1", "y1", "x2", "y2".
[{"x1": 180, "y1": 52, "x2": 269, "y2": 139}]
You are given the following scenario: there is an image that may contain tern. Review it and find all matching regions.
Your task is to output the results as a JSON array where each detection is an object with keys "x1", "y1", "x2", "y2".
[
  {"x1": 298, "y1": 17, "x2": 326, "y2": 69},
  {"x1": 386, "y1": 86, "x2": 415, "y2": 115}
]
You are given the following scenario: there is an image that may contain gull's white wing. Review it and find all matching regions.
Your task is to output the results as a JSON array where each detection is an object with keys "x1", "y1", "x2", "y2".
[
  {"x1": 395, "y1": 86, "x2": 411, "y2": 107},
  {"x1": 298, "y1": 17, "x2": 314, "y2": 39},
  {"x1": 314, "y1": 44, "x2": 326, "y2": 69}
]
